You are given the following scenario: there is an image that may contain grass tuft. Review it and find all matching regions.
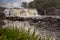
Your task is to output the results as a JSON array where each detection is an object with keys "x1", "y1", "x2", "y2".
[{"x1": 0, "y1": 26, "x2": 53, "y2": 40}]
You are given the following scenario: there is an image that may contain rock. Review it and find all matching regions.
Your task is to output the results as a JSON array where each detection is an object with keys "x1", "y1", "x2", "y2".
[{"x1": 46, "y1": 7, "x2": 60, "y2": 15}]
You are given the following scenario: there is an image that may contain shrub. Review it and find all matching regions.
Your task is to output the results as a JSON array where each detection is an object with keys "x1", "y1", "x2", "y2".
[
  {"x1": 0, "y1": 26, "x2": 53, "y2": 40},
  {"x1": 0, "y1": 26, "x2": 39, "y2": 40}
]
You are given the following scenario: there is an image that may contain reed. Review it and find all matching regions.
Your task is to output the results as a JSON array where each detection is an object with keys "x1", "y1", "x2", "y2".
[{"x1": 0, "y1": 26, "x2": 53, "y2": 40}]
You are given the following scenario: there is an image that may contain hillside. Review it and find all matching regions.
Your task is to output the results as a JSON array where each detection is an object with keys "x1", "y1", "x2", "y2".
[{"x1": 0, "y1": 6, "x2": 6, "y2": 13}]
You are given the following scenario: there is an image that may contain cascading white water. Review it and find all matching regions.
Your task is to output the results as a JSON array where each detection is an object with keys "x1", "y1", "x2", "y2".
[{"x1": 4, "y1": 8, "x2": 38, "y2": 17}]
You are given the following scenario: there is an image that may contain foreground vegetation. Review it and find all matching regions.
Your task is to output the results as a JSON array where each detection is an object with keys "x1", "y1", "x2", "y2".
[
  {"x1": 0, "y1": 26, "x2": 53, "y2": 40},
  {"x1": 0, "y1": 26, "x2": 39, "y2": 40}
]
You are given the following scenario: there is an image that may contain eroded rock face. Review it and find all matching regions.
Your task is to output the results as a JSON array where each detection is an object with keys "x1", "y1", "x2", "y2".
[
  {"x1": 37, "y1": 8, "x2": 45, "y2": 15},
  {"x1": 46, "y1": 7, "x2": 60, "y2": 15},
  {"x1": 37, "y1": 7, "x2": 60, "y2": 15},
  {"x1": 29, "y1": 17, "x2": 60, "y2": 31},
  {"x1": 25, "y1": 17, "x2": 60, "y2": 40}
]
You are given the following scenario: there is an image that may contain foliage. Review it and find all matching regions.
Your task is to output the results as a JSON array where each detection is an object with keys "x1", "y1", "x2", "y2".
[
  {"x1": 0, "y1": 26, "x2": 53, "y2": 40},
  {"x1": 29, "y1": 1, "x2": 35, "y2": 8},
  {"x1": 22, "y1": 2, "x2": 28, "y2": 8},
  {"x1": 0, "y1": 26, "x2": 39, "y2": 40},
  {"x1": 29, "y1": 0, "x2": 60, "y2": 9}
]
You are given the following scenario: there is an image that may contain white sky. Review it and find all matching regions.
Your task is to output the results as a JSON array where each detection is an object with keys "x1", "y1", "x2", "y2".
[
  {"x1": 22, "y1": 0, "x2": 34, "y2": 3},
  {"x1": 0, "y1": 0, "x2": 34, "y2": 8}
]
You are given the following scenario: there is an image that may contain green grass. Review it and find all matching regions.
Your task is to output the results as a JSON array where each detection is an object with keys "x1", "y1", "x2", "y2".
[
  {"x1": 0, "y1": 26, "x2": 53, "y2": 40},
  {"x1": 0, "y1": 26, "x2": 39, "y2": 40}
]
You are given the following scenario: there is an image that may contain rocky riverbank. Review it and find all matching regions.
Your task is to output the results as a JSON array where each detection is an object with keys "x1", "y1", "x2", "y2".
[{"x1": 0, "y1": 17, "x2": 60, "y2": 40}]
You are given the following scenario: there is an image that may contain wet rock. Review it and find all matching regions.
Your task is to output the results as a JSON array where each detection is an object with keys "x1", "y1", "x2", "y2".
[
  {"x1": 46, "y1": 7, "x2": 60, "y2": 15},
  {"x1": 37, "y1": 8, "x2": 45, "y2": 15}
]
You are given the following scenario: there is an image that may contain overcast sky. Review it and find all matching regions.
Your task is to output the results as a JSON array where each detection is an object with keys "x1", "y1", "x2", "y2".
[{"x1": 0, "y1": 0, "x2": 33, "y2": 8}]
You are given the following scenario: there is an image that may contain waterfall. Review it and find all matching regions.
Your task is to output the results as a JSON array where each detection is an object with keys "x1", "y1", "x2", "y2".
[{"x1": 4, "y1": 8, "x2": 38, "y2": 17}]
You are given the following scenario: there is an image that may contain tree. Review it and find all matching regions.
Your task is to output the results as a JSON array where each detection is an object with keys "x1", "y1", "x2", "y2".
[
  {"x1": 28, "y1": 0, "x2": 60, "y2": 15},
  {"x1": 22, "y1": 2, "x2": 28, "y2": 8},
  {"x1": 29, "y1": 0, "x2": 58, "y2": 9},
  {"x1": 29, "y1": 0, "x2": 60, "y2": 9},
  {"x1": 29, "y1": 1, "x2": 35, "y2": 8}
]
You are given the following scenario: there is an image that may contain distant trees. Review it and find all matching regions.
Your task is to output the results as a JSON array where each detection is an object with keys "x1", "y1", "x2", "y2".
[
  {"x1": 28, "y1": 0, "x2": 60, "y2": 15},
  {"x1": 28, "y1": 1, "x2": 35, "y2": 8},
  {"x1": 29, "y1": 0, "x2": 57, "y2": 9},
  {"x1": 22, "y1": 2, "x2": 28, "y2": 8},
  {"x1": 29, "y1": 0, "x2": 60, "y2": 9}
]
